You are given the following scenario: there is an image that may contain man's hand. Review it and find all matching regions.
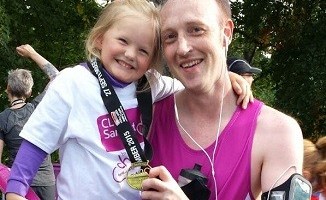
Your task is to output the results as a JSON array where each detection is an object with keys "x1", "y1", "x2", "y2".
[
  {"x1": 141, "y1": 166, "x2": 189, "y2": 200},
  {"x1": 5, "y1": 193, "x2": 27, "y2": 200}
]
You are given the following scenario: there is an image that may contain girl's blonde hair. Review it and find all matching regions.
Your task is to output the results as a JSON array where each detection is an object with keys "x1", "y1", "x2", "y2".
[{"x1": 85, "y1": 0, "x2": 162, "y2": 72}]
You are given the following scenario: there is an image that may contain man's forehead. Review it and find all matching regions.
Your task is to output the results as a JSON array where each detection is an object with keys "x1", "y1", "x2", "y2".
[
  {"x1": 160, "y1": 0, "x2": 219, "y2": 12},
  {"x1": 160, "y1": 0, "x2": 220, "y2": 28}
]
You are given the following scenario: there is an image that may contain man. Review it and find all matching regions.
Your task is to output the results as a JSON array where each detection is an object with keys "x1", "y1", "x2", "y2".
[
  {"x1": 141, "y1": 0, "x2": 304, "y2": 199},
  {"x1": 227, "y1": 57, "x2": 262, "y2": 86}
]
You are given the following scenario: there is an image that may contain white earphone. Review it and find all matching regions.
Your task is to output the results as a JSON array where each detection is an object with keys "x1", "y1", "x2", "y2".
[
  {"x1": 224, "y1": 35, "x2": 230, "y2": 46},
  {"x1": 224, "y1": 35, "x2": 229, "y2": 54}
]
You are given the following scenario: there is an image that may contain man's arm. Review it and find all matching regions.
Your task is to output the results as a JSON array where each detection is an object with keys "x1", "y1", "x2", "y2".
[
  {"x1": 252, "y1": 105, "x2": 303, "y2": 196},
  {"x1": 141, "y1": 166, "x2": 189, "y2": 200}
]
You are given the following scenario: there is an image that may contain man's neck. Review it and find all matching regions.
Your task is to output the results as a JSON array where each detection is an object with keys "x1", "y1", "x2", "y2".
[
  {"x1": 178, "y1": 82, "x2": 237, "y2": 114},
  {"x1": 174, "y1": 84, "x2": 238, "y2": 149}
]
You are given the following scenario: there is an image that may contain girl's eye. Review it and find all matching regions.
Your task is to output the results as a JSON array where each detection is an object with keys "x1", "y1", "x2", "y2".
[
  {"x1": 139, "y1": 49, "x2": 149, "y2": 55},
  {"x1": 118, "y1": 38, "x2": 127, "y2": 44}
]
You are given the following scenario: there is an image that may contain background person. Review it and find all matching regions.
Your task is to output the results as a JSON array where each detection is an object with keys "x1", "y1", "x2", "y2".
[
  {"x1": 304, "y1": 137, "x2": 326, "y2": 200},
  {"x1": 0, "y1": 44, "x2": 58, "y2": 200},
  {"x1": 227, "y1": 57, "x2": 262, "y2": 86}
]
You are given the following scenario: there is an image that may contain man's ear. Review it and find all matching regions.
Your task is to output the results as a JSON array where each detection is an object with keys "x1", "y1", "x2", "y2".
[{"x1": 223, "y1": 19, "x2": 234, "y2": 47}]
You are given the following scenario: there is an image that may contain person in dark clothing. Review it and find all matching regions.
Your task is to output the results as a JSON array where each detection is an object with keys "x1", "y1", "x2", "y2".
[{"x1": 0, "y1": 44, "x2": 58, "y2": 200}]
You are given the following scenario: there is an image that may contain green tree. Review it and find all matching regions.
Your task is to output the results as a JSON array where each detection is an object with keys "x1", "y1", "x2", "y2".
[
  {"x1": 0, "y1": 4, "x2": 13, "y2": 105},
  {"x1": 0, "y1": 0, "x2": 100, "y2": 110},
  {"x1": 229, "y1": 0, "x2": 325, "y2": 138},
  {"x1": 271, "y1": 1, "x2": 325, "y2": 138}
]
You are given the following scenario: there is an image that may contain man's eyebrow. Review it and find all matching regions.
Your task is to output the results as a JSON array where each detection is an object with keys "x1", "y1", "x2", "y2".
[{"x1": 161, "y1": 28, "x2": 174, "y2": 35}]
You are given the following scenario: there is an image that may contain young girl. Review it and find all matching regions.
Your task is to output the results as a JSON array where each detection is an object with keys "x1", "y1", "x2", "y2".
[{"x1": 6, "y1": 1, "x2": 251, "y2": 199}]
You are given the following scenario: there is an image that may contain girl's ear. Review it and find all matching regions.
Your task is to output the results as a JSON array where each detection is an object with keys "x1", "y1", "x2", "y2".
[{"x1": 95, "y1": 35, "x2": 103, "y2": 50}]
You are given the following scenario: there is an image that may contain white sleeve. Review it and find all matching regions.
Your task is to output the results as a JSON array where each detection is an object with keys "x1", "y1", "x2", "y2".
[
  {"x1": 146, "y1": 69, "x2": 184, "y2": 103},
  {"x1": 19, "y1": 68, "x2": 74, "y2": 153}
]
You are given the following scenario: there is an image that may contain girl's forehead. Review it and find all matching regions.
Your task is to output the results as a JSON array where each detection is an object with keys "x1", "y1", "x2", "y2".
[
  {"x1": 111, "y1": 15, "x2": 154, "y2": 33},
  {"x1": 109, "y1": 16, "x2": 156, "y2": 44}
]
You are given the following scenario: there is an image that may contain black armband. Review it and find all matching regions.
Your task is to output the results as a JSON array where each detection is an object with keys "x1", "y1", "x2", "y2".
[{"x1": 261, "y1": 173, "x2": 312, "y2": 200}]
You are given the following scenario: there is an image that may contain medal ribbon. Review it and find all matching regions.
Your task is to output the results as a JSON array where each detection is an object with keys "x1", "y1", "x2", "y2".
[{"x1": 87, "y1": 58, "x2": 148, "y2": 163}]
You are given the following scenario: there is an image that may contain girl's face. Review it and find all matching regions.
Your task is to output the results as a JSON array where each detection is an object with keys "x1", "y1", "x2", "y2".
[{"x1": 96, "y1": 16, "x2": 155, "y2": 83}]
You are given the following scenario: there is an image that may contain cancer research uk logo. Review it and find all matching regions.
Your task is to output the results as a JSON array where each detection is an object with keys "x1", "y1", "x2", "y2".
[{"x1": 97, "y1": 107, "x2": 144, "y2": 152}]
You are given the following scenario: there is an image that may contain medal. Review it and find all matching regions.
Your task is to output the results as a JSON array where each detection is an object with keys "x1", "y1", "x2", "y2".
[{"x1": 126, "y1": 161, "x2": 151, "y2": 190}]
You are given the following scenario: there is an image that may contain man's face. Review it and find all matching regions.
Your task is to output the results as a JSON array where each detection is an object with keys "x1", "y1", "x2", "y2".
[{"x1": 160, "y1": 0, "x2": 232, "y2": 92}]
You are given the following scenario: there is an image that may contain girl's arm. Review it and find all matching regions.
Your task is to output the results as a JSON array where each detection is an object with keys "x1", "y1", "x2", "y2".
[
  {"x1": 5, "y1": 140, "x2": 47, "y2": 199},
  {"x1": 229, "y1": 71, "x2": 254, "y2": 109},
  {"x1": 148, "y1": 69, "x2": 253, "y2": 109}
]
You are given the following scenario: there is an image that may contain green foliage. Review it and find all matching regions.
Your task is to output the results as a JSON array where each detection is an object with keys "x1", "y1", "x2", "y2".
[
  {"x1": 0, "y1": 4, "x2": 14, "y2": 105},
  {"x1": 229, "y1": 0, "x2": 325, "y2": 138},
  {"x1": 271, "y1": 11, "x2": 326, "y2": 137},
  {"x1": 0, "y1": 0, "x2": 101, "y2": 111},
  {"x1": 268, "y1": 0, "x2": 326, "y2": 137},
  {"x1": 0, "y1": 0, "x2": 101, "y2": 164}
]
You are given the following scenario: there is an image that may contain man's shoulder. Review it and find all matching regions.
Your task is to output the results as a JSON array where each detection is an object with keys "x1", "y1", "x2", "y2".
[
  {"x1": 259, "y1": 104, "x2": 300, "y2": 131},
  {"x1": 254, "y1": 104, "x2": 302, "y2": 148}
]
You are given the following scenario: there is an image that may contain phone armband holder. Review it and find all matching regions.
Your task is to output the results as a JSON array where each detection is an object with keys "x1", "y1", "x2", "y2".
[{"x1": 261, "y1": 173, "x2": 312, "y2": 200}]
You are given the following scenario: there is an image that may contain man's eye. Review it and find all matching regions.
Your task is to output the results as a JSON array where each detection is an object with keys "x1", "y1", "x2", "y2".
[
  {"x1": 163, "y1": 34, "x2": 176, "y2": 43},
  {"x1": 194, "y1": 27, "x2": 201, "y2": 32},
  {"x1": 190, "y1": 27, "x2": 204, "y2": 35}
]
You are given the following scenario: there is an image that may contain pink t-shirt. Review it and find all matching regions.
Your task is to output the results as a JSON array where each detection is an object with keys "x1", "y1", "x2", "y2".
[{"x1": 149, "y1": 95, "x2": 263, "y2": 200}]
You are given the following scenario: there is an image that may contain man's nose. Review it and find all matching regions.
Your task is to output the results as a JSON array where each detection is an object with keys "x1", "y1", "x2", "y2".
[{"x1": 176, "y1": 36, "x2": 192, "y2": 56}]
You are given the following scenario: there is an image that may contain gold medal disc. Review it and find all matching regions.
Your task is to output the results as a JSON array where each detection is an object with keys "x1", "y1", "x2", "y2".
[{"x1": 126, "y1": 161, "x2": 151, "y2": 190}]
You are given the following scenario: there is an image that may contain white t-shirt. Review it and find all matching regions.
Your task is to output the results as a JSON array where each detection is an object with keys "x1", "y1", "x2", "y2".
[{"x1": 20, "y1": 65, "x2": 183, "y2": 200}]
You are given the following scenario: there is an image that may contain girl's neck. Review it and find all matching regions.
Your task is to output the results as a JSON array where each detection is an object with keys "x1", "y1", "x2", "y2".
[
  {"x1": 102, "y1": 68, "x2": 130, "y2": 88},
  {"x1": 82, "y1": 60, "x2": 131, "y2": 88}
]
